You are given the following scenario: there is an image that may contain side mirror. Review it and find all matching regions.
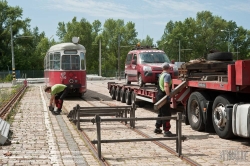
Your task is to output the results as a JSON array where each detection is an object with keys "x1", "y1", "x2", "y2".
[{"x1": 132, "y1": 60, "x2": 137, "y2": 65}]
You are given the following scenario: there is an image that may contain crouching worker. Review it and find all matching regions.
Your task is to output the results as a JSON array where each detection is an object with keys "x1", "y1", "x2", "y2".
[{"x1": 44, "y1": 84, "x2": 69, "y2": 115}]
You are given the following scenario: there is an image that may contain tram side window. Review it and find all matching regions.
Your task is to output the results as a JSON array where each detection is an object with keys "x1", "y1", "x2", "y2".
[
  {"x1": 49, "y1": 52, "x2": 60, "y2": 70},
  {"x1": 46, "y1": 53, "x2": 50, "y2": 69},
  {"x1": 80, "y1": 52, "x2": 86, "y2": 70}
]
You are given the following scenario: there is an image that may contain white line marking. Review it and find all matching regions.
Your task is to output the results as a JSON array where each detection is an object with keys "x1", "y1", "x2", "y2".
[{"x1": 39, "y1": 86, "x2": 59, "y2": 165}]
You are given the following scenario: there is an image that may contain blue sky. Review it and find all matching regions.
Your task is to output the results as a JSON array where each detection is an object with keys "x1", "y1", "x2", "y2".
[{"x1": 7, "y1": 0, "x2": 250, "y2": 44}]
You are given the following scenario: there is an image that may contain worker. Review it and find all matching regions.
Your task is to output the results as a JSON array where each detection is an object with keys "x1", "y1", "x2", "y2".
[
  {"x1": 154, "y1": 62, "x2": 175, "y2": 137},
  {"x1": 44, "y1": 84, "x2": 69, "y2": 115}
]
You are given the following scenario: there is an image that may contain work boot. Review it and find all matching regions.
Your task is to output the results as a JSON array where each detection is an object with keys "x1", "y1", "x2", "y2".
[
  {"x1": 154, "y1": 128, "x2": 162, "y2": 134},
  {"x1": 163, "y1": 131, "x2": 176, "y2": 137}
]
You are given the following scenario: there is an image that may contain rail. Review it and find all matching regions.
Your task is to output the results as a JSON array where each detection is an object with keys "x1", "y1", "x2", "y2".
[{"x1": 91, "y1": 112, "x2": 186, "y2": 159}]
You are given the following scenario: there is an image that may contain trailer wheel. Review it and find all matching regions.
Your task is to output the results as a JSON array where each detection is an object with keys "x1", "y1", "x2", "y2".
[
  {"x1": 125, "y1": 75, "x2": 131, "y2": 85},
  {"x1": 115, "y1": 88, "x2": 121, "y2": 101},
  {"x1": 138, "y1": 74, "x2": 145, "y2": 87},
  {"x1": 120, "y1": 89, "x2": 126, "y2": 103},
  {"x1": 131, "y1": 91, "x2": 136, "y2": 104},
  {"x1": 187, "y1": 92, "x2": 209, "y2": 131},
  {"x1": 212, "y1": 95, "x2": 236, "y2": 139},
  {"x1": 111, "y1": 87, "x2": 116, "y2": 100},
  {"x1": 207, "y1": 52, "x2": 233, "y2": 61},
  {"x1": 125, "y1": 90, "x2": 132, "y2": 105}
]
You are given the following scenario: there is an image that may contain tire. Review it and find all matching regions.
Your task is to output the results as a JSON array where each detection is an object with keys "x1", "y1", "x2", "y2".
[
  {"x1": 125, "y1": 75, "x2": 131, "y2": 85},
  {"x1": 187, "y1": 91, "x2": 210, "y2": 131},
  {"x1": 125, "y1": 90, "x2": 132, "y2": 105},
  {"x1": 120, "y1": 89, "x2": 126, "y2": 103},
  {"x1": 131, "y1": 91, "x2": 136, "y2": 104},
  {"x1": 111, "y1": 86, "x2": 116, "y2": 100},
  {"x1": 207, "y1": 52, "x2": 233, "y2": 61},
  {"x1": 212, "y1": 95, "x2": 236, "y2": 139},
  {"x1": 138, "y1": 74, "x2": 144, "y2": 87},
  {"x1": 115, "y1": 88, "x2": 121, "y2": 101}
]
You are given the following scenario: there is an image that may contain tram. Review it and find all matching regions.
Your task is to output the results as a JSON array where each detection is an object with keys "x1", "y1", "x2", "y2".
[{"x1": 44, "y1": 37, "x2": 87, "y2": 97}]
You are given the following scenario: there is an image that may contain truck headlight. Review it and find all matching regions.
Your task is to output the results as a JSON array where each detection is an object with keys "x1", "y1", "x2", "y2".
[{"x1": 143, "y1": 66, "x2": 152, "y2": 71}]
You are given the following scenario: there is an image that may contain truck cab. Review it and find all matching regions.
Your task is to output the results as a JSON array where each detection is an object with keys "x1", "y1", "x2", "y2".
[{"x1": 124, "y1": 46, "x2": 178, "y2": 87}]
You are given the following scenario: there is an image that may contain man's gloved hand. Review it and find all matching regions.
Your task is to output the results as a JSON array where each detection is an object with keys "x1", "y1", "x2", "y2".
[{"x1": 49, "y1": 105, "x2": 54, "y2": 111}]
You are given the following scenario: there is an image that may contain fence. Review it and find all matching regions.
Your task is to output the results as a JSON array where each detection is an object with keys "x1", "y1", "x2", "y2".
[{"x1": 0, "y1": 70, "x2": 44, "y2": 79}]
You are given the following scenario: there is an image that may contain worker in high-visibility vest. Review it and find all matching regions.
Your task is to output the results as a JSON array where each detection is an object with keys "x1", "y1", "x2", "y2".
[
  {"x1": 154, "y1": 62, "x2": 175, "y2": 137},
  {"x1": 44, "y1": 84, "x2": 69, "y2": 115}
]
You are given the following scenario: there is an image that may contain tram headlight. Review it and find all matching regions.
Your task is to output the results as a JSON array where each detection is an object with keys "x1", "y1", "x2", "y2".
[{"x1": 69, "y1": 79, "x2": 74, "y2": 84}]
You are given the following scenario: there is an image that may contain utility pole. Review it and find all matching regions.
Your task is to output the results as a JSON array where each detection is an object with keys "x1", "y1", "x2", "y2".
[
  {"x1": 178, "y1": 40, "x2": 181, "y2": 62},
  {"x1": 10, "y1": 24, "x2": 16, "y2": 85},
  {"x1": 99, "y1": 39, "x2": 101, "y2": 76},
  {"x1": 118, "y1": 34, "x2": 121, "y2": 80}
]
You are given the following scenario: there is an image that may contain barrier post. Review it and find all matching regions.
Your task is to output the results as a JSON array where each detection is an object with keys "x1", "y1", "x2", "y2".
[
  {"x1": 77, "y1": 104, "x2": 80, "y2": 130},
  {"x1": 177, "y1": 112, "x2": 182, "y2": 156},
  {"x1": 95, "y1": 115, "x2": 102, "y2": 159}
]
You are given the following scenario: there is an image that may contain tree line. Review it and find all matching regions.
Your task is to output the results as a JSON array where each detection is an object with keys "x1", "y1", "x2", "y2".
[{"x1": 0, "y1": 0, "x2": 250, "y2": 74}]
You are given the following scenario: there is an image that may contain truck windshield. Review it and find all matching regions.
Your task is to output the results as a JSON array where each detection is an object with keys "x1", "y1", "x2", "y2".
[{"x1": 140, "y1": 52, "x2": 170, "y2": 63}]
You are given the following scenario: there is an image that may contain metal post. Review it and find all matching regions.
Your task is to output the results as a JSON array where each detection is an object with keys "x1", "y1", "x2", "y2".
[
  {"x1": 99, "y1": 39, "x2": 101, "y2": 76},
  {"x1": 228, "y1": 31, "x2": 230, "y2": 52},
  {"x1": 178, "y1": 40, "x2": 181, "y2": 62},
  {"x1": 77, "y1": 105, "x2": 80, "y2": 130},
  {"x1": 176, "y1": 118, "x2": 178, "y2": 152},
  {"x1": 177, "y1": 112, "x2": 182, "y2": 156},
  {"x1": 10, "y1": 24, "x2": 16, "y2": 85},
  {"x1": 118, "y1": 34, "x2": 121, "y2": 80},
  {"x1": 95, "y1": 115, "x2": 102, "y2": 159}
]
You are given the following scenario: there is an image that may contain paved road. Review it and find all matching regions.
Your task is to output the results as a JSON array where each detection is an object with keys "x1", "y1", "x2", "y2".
[{"x1": 0, "y1": 80, "x2": 249, "y2": 166}]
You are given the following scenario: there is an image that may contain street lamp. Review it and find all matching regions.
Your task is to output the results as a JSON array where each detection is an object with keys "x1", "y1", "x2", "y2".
[
  {"x1": 10, "y1": 24, "x2": 33, "y2": 85},
  {"x1": 220, "y1": 28, "x2": 238, "y2": 52}
]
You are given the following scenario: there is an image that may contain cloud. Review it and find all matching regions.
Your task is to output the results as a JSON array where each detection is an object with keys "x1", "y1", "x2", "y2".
[
  {"x1": 44, "y1": 0, "x2": 213, "y2": 20},
  {"x1": 225, "y1": 1, "x2": 250, "y2": 13}
]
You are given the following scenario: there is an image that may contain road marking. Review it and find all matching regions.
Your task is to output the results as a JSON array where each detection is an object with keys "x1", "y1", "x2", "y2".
[{"x1": 39, "y1": 86, "x2": 59, "y2": 165}]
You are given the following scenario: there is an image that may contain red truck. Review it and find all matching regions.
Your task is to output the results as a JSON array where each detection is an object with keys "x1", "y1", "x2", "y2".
[{"x1": 108, "y1": 53, "x2": 250, "y2": 139}]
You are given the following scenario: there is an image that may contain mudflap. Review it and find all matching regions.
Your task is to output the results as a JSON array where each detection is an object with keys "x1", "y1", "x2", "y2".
[
  {"x1": 204, "y1": 101, "x2": 215, "y2": 132},
  {"x1": 184, "y1": 106, "x2": 189, "y2": 125}
]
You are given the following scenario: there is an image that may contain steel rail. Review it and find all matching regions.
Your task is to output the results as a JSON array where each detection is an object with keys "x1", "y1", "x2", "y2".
[
  {"x1": 79, "y1": 98, "x2": 201, "y2": 166},
  {"x1": 0, "y1": 85, "x2": 27, "y2": 119}
]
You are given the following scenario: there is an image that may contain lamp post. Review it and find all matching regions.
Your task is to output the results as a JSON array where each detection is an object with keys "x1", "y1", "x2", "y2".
[
  {"x1": 220, "y1": 28, "x2": 238, "y2": 52},
  {"x1": 99, "y1": 39, "x2": 101, "y2": 76},
  {"x1": 10, "y1": 24, "x2": 33, "y2": 85},
  {"x1": 10, "y1": 24, "x2": 16, "y2": 85}
]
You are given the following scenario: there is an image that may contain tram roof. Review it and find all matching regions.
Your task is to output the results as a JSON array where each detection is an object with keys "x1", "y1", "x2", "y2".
[{"x1": 48, "y1": 43, "x2": 86, "y2": 52}]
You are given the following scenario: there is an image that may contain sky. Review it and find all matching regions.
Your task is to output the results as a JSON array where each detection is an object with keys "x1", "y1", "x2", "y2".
[{"x1": 7, "y1": 0, "x2": 250, "y2": 44}]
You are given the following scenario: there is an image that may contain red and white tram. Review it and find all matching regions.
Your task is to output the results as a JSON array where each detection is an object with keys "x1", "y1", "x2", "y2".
[{"x1": 44, "y1": 37, "x2": 87, "y2": 97}]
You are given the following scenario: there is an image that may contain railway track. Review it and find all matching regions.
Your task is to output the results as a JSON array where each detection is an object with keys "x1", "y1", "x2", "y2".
[
  {"x1": 0, "y1": 85, "x2": 27, "y2": 120},
  {"x1": 75, "y1": 97, "x2": 201, "y2": 166}
]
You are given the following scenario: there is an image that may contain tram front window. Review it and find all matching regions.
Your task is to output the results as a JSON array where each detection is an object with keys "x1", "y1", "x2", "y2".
[{"x1": 62, "y1": 55, "x2": 80, "y2": 70}]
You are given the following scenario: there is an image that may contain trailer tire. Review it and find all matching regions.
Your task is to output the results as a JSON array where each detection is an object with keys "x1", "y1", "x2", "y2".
[
  {"x1": 111, "y1": 87, "x2": 116, "y2": 100},
  {"x1": 120, "y1": 89, "x2": 126, "y2": 103},
  {"x1": 207, "y1": 52, "x2": 233, "y2": 61},
  {"x1": 115, "y1": 88, "x2": 121, "y2": 101},
  {"x1": 131, "y1": 91, "x2": 136, "y2": 104},
  {"x1": 125, "y1": 90, "x2": 132, "y2": 105},
  {"x1": 187, "y1": 92, "x2": 209, "y2": 131},
  {"x1": 125, "y1": 75, "x2": 131, "y2": 85},
  {"x1": 212, "y1": 95, "x2": 236, "y2": 139}
]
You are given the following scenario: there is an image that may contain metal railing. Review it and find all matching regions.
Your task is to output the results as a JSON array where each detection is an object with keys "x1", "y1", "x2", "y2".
[{"x1": 90, "y1": 112, "x2": 185, "y2": 158}]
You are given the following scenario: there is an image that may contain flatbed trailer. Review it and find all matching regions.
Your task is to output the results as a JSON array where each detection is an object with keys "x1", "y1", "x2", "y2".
[{"x1": 108, "y1": 60, "x2": 250, "y2": 139}]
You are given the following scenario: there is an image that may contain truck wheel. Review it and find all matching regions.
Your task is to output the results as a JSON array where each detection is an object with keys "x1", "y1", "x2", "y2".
[
  {"x1": 125, "y1": 75, "x2": 131, "y2": 85},
  {"x1": 115, "y1": 88, "x2": 121, "y2": 101},
  {"x1": 187, "y1": 92, "x2": 209, "y2": 131},
  {"x1": 131, "y1": 91, "x2": 136, "y2": 104},
  {"x1": 138, "y1": 74, "x2": 144, "y2": 87},
  {"x1": 120, "y1": 89, "x2": 126, "y2": 103},
  {"x1": 207, "y1": 52, "x2": 233, "y2": 61},
  {"x1": 125, "y1": 90, "x2": 132, "y2": 105},
  {"x1": 111, "y1": 87, "x2": 116, "y2": 99},
  {"x1": 212, "y1": 95, "x2": 236, "y2": 139}
]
